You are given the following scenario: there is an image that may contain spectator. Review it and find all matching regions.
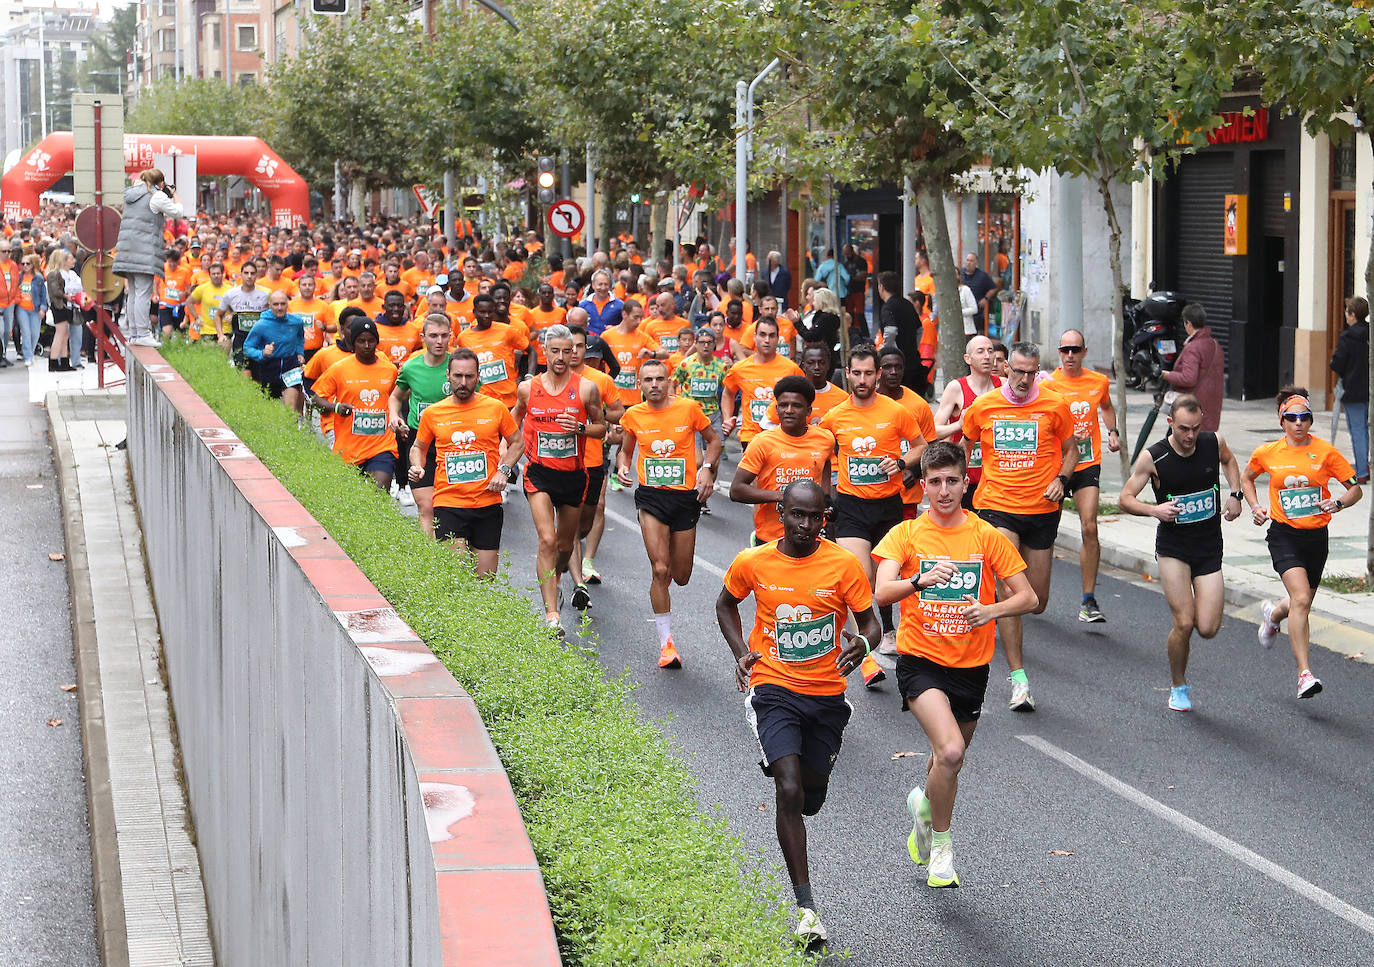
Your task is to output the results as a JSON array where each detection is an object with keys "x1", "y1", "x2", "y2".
[
  {"x1": 766, "y1": 250, "x2": 792, "y2": 311},
  {"x1": 796, "y1": 285, "x2": 843, "y2": 361},
  {"x1": 813, "y1": 248, "x2": 849, "y2": 300},
  {"x1": 1330, "y1": 295, "x2": 1370, "y2": 483},
  {"x1": 1162, "y1": 303, "x2": 1225, "y2": 432},
  {"x1": 112, "y1": 168, "x2": 183, "y2": 347},
  {"x1": 876, "y1": 271, "x2": 927, "y2": 395},
  {"x1": 959, "y1": 252, "x2": 998, "y2": 334},
  {"x1": 0, "y1": 240, "x2": 18, "y2": 366},
  {"x1": 15, "y1": 254, "x2": 48, "y2": 366},
  {"x1": 842, "y1": 243, "x2": 869, "y2": 323}
]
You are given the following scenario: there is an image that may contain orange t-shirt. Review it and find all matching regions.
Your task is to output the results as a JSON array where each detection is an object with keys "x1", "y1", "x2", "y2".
[
  {"x1": 1248, "y1": 436, "x2": 1355, "y2": 530},
  {"x1": 620, "y1": 397, "x2": 711, "y2": 491},
  {"x1": 740, "y1": 318, "x2": 799, "y2": 360},
  {"x1": 158, "y1": 265, "x2": 194, "y2": 306},
  {"x1": 764, "y1": 381, "x2": 848, "y2": 427},
  {"x1": 723, "y1": 354, "x2": 805, "y2": 444},
  {"x1": 723, "y1": 539, "x2": 873, "y2": 697},
  {"x1": 291, "y1": 296, "x2": 337, "y2": 352},
  {"x1": 820, "y1": 394, "x2": 923, "y2": 499},
  {"x1": 310, "y1": 355, "x2": 399, "y2": 465},
  {"x1": 737, "y1": 426, "x2": 835, "y2": 542},
  {"x1": 375, "y1": 321, "x2": 422, "y2": 367},
  {"x1": 644, "y1": 317, "x2": 690, "y2": 355},
  {"x1": 414, "y1": 394, "x2": 518, "y2": 509},
  {"x1": 260, "y1": 275, "x2": 299, "y2": 299},
  {"x1": 347, "y1": 295, "x2": 386, "y2": 319},
  {"x1": 526, "y1": 305, "x2": 568, "y2": 365},
  {"x1": 889, "y1": 387, "x2": 938, "y2": 505},
  {"x1": 1044, "y1": 367, "x2": 1112, "y2": 470},
  {"x1": 601, "y1": 327, "x2": 662, "y2": 398},
  {"x1": 575, "y1": 366, "x2": 617, "y2": 467},
  {"x1": 402, "y1": 268, "x2": 438, "y2": 303},
  {"x1": 873, "y1": 513, "x2": 1026, "y2": 668},
  {"x1": 961, "y1": 386, "x2": 1075, "y2": 515},
  {"x1": 379, "y1": 277, "x2": 416, "y2": 307},
  {"x1": 457, "y1": 322, "x2": 528, "y2": 408}
]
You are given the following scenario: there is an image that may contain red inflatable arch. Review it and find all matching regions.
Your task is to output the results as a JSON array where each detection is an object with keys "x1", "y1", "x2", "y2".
[{"x1": 2, "y1": 132, "x2": 310, "y2": 227}]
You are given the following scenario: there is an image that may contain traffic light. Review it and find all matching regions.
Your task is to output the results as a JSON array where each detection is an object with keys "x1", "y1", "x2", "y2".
[
  {"x1": 311, "y1": 0, "x2": 347, "y2": 12},
  {"x1": 536, "y1": 156, "x2": 556, "y2": 205},
  {"x1": 630, "y1": 192, "x2": 641, "y2": 203}
]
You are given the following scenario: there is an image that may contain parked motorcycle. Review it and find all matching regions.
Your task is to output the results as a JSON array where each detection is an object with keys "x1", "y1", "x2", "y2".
[{"x1": 1121, "y1": 289, "x2": 1187, "y2": 390}]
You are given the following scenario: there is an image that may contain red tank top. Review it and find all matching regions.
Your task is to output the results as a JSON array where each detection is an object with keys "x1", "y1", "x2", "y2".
[
  {"x1": 952, "y1": 375, "x2": 1000, "y2": 484},
  {"x1": 523, "y1": 371, "x2": 588, "y2": 469}
]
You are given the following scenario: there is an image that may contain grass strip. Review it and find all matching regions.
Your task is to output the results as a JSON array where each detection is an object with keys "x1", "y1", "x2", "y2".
[{"x1": 159, "y1": 343, "x2": 808, "y2": 966}]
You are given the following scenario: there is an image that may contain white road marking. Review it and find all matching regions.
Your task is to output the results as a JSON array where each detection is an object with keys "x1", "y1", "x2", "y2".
[
  {"x1": 1018, "y1": 734, "x2": 1374, "y2": 938},
  {"x1": 603, "y1": 506, "x2": 727, "y2": 578}
]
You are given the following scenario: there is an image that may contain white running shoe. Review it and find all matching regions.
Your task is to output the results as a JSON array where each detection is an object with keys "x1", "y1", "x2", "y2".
[
  {"x1": 878, "y1": 629, "x2": 899, "y2": 656},
  {"x1": 1009, "y1": 678, "x2": 1036, "y2": 712},
  {"x1": 927, "y1": 837, "x2": 960, "y2": 888},
  {"x1": 794, "y1": 907, "x2": 827, "y2": 945},
  {"x1": 1297, "y1": 670, "x2": 1323, "y2": 699},
  {"x1": 129, "y1": 334, "x2": 161, "y2": 348},
  {"x1": 1257, "y1": 600, "x2": 1279, "y2": 649},
  {"x1": 906, "y1": 787, "x2": 932, "y2": 866}
]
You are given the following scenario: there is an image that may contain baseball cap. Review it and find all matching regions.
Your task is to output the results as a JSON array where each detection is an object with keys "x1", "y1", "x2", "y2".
[{"x1": 349, "y1": 317, "x2": 379, "y2": 341}]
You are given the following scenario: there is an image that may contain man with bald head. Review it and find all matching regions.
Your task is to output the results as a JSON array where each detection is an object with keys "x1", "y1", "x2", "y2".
[{"x1": 934, "y1": 334, "x2": 1001, "y2": 510}]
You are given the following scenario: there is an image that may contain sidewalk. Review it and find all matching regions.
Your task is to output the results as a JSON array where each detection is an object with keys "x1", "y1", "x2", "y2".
[{"x1": 1056, "y1": 388, "x2": 1374, "y2": 662}]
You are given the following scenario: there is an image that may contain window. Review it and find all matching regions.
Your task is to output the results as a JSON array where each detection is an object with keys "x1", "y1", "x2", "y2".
[
  {"x1": 158, "y1": 0, "x2": 176, "y2": 16},
  {"x1": 236, "y1": 24, "x2": 256, "y2": 50},
  {"x1": 1332, "y1": 133, "x2": 1356, "y2": 193},
  {"x1": 208, "y1": 22, "x2": 220, "y2": 49},
  {"x1": 158, "y1": 28, "x2": 175, "y2": 52},
  {"x1": 238, "y1": 72, "x2": 256, "y2": 87}
]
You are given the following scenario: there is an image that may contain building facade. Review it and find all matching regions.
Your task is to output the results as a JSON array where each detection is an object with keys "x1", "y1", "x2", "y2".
[
  {"x1": 134, "y1": 0, "x2": 303, "y2": 93},
  {"x1": 0, "y1": 8, "x2": 99, "y2": 168}
]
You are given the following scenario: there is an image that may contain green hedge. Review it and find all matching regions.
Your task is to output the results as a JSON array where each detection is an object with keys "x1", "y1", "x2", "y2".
[{"x1": 159, "y1": 343, "x2": 810, "y2": 967}]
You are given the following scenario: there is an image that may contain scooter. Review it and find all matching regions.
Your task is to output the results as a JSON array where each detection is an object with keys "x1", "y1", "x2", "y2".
[{"x1": 1121, "y1": 289, "x2": 1187, "y2": 390}]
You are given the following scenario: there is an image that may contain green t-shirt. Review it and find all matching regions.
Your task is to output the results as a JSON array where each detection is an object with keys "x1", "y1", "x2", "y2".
[
  {"x1": 673, "y1": 354, "x2": 728, "y2": 416},
  {"x1": 396, "y1": 354, "x2": 451, "y2": 428}
]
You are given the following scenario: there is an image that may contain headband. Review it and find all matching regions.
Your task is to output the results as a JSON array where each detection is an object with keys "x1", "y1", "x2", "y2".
[{"x1": 1280, "y1": 394, "x2": 1311, "y2": 413}]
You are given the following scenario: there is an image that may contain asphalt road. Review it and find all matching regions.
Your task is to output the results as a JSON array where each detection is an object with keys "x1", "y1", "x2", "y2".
[
  {"x1": 476, "y1": 441, "x2": 1374, "y2": 966},
  {"x1": 0, "y1": 366, "x2": 99, "y2": 967}
]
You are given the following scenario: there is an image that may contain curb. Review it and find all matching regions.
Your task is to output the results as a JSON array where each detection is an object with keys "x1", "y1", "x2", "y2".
[{"x1": 46, "y1": 390, "x2": 130, "y2": 967}]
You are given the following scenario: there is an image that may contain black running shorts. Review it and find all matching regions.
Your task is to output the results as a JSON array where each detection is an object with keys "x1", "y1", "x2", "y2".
[
  {"x1": 746, "y1": 683, "x2": 852, "y2": 778},
  {"x1": 896, "y1": 655, "x2": 990, "y2": 723}
]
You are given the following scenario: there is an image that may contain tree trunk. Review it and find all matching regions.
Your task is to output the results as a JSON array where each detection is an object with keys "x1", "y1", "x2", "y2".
[
  {"x1": 1365, "y1": 130, "x2": 1374, "y2": 581},
  {"x1": 600, "y1": 180, "x2": 616, "y2": 254},
  {"x1": 1097, "y1": 174, "x2": 1132, "y2": 482},
  {"x1": 651, "y1": 190, "x2": 668, "y2": 264},
  {"x1": 917, "y1": 177, "x2": 962, "y2": 389}
]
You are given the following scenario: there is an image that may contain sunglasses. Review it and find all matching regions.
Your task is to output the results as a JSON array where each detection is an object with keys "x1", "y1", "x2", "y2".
[
  {"x1": 1281, "y1": 412, "x2": 1313, "y2": 423},
  {"x1": 1058, "y1": 346, "x2": 1084, "y2": 354}
]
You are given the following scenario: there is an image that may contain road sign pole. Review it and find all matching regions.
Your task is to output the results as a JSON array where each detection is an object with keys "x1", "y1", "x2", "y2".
[{"x1": 94, "y1": 103, "x2": 106, "y2": 388}]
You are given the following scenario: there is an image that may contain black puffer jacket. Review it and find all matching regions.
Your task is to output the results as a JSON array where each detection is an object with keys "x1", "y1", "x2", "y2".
[{"x1": 1330, "y1": 319, "x2": 1369, "y2": 404}]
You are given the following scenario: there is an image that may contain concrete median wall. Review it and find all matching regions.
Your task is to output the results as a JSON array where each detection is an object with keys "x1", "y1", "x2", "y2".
[{"x1": 125, "y1": 349, "x2": 560, "y2": 966}]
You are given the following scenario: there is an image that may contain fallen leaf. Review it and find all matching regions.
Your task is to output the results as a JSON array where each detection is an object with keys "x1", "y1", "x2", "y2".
[
  {"x1": 891, "y1": 751, "x2": 924, "y2": 759},
  {"x1": 1167, "y1": 785, "x2": 1175, "y2": 790},
  {"x1": 48, "y1": 552, "x2": 65, "y2": 562},
  {"x1": 1141, "y1": 573, "x2": 1156, "y2": 582},
  {"x1": 60, "y1": 684, "x2": 77, "y2": 693},
  {"x1": 46, "y1": 718, "x2": 63, "y2": 727},
  {"x1": 1346, "y1": 652, "x2": 1364, "y2": 661},
  {"x1": 757, "y1": 803, "x2": 768, "y2": 812},
  {"x1": 1049, "y1": 850, "x2": 1074, "y2": 856}
]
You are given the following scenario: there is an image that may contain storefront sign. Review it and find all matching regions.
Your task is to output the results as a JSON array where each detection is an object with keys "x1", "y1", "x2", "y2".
[
  {"x1": 1208, "y1": 108, "x2": 1269, "y2": 145},
  {"x1": 1224, "y1": 194, "x2": 1248, "y2": 255}
]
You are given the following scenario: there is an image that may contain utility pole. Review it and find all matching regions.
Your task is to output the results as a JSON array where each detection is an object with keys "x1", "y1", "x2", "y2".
[{"x1": 735, "y1": 58, "x2": 779, "y2": 284}]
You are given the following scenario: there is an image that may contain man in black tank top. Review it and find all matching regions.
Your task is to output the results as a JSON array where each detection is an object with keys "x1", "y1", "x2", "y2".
[{"x1": 1119, "y1": 395, "x2": 1243, "y2": 713}]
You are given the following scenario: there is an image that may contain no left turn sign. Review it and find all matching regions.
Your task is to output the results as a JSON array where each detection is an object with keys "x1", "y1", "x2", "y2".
[{"x1": 546, "y1": 199, "x2": 585, "y2": 238}]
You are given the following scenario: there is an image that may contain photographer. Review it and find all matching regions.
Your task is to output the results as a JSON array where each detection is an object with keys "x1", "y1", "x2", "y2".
[{"x1": 112, "y1": 168, "x2": 183, "y2": 347}]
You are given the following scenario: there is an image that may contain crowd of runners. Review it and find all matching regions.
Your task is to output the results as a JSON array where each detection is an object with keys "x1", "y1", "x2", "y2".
[{"x1": 4, "y1": 208, "x2": 1363, "y2": 948}]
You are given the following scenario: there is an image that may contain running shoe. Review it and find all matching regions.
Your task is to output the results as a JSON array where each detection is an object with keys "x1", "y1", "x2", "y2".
[
  {"x1": 860, "y1": 653, "x2": 885, "y2": 689},
  {"x1": 1078, "y1": 597, "x2": 1106, "y2": 623},
  {"x1": 699, "y1": 502, "x2": 712, "y2": 516},
  {"x1": 878, "y1": 629, "x2": 899, "y2": 656},
  {"x1": 1168, "y1": 685, "x2": 1192, "y2": 712},
  {"x1": 571, "y1": 584, "x2": 592, "y2": 611},
  {"x1": 794, "y1": 907, "x2": 827, "y2": 946},
  {"x1": 1008, "y1": 678, "x2": 1036, "y2": 712},
  {"x1": 1297, "y1": 670, "x2": 1323, "y2": 699},
  {"x1": 658, "y1": 637, "x2": 682, "y2": 669},
  {"x1": 926, "y1": 837, "x2": 960, "y2": 888},
  {"x1": 906, "y1": 787, "x2": 932, "y2": 866},
  {"x1": 1257, "y1": 600, "x2": 1279, "y2": 649},
  {"x1": 543, "y1": 613, "x2": 564, "y2": 639},
  {"x1": 582, "y1": 558, "x2": 602, "y2": 585}
]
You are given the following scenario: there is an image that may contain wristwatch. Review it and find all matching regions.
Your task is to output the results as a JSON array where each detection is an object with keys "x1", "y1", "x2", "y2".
[
  {"x1": 1056, "y1": 473, "x2": 1070, "y2": 488},
  {"x1": 705, "y1": 462, "x2": 718, "y2": 474},
  {"x1": 1229, "y1": 490, "x2": 1243, "y2": 501},
  {"x1": 497, "y1": 464, "x2": 514, "y2": 477},
  {"x1": 909, "y1": 573, "x2": 923, "y2": 589}
]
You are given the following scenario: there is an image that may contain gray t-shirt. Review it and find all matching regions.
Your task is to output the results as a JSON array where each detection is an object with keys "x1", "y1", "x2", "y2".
[{"x1": 219, "y1": 285, "x2": 270, "y2": 332}]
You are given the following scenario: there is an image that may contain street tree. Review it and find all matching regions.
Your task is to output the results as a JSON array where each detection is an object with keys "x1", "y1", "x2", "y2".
[
  {"x1": 126, "y1": 77, "x2": 271, "y2": 138},
  {"x1": 928, "y1": 0, "x2": 1228, "y2": 480}
]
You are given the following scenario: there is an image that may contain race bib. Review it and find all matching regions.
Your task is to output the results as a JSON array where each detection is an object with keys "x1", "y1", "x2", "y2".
[
  {"x1": 536, "y1": 430, "x2": 577, "y2": 460},
  {"x1": 614, "y1": 370, "x2": 638, "y2": 390},
  {"x1": 236, "y1": 310, "x2": 262, "y2": 332},
  {"x1": 165, "y1": 286, "x2": 181, "y2": 301},
  {"x1": 846, "y1": 454, "x2": 887, "y2": 486},
  {"x1": 688, "y1": 377, "x2": 720, "y2": 399},
  {"x1": 968, "y1": 443, "x2": 983, "y2": 469},
  {"x1": 350, "y1": 409, "x2": 386, "y2": 436},
  {"x1": 748, "y1": 398, "x2": 770, "y2": 423},
  {"x1": 1171, "y1": 487, "x2": 1216, "y2": 525},
  {"x1": 1278, "y1": 485, "x2": 1322, "y2": 519},
  {"x1": 773, "y1": 611, "x2": 838, "y2": 663},
  {"x1": 778, "y1": 343, "x2": 791, "y2": 358},
  {"x1": 644, "y1": 457, "x2": 687, "y2": 487},
  {"x1": 444, "y1": 451, "x2": 488, "y2": 484},
  {"x1": 478, "y1": 359, "x2": 508, "y2": 384},
  {"x1": 281, "y1": 366, "x2": 303, "y2": 388},
  {"x1": 659, "y1": 335, "x2": 679, "y2": 353},
  {"x1": 917, "y1": 560, "x2": 983, "y2": 603},
  {"x1": 992, "y1": 419, "x2": 1038, "y2": 453},
  {"x1": 1076, "y1": 436, "x2": 1094, "y2": 463}
]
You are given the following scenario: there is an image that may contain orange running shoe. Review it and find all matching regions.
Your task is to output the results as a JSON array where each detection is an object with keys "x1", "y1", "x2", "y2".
[
  {"x1": 658, "y1": 637, "x2": 682, "y2": 669},
  {"x1": 860, "y1": 653, "x2": 885, "y2": 689}
]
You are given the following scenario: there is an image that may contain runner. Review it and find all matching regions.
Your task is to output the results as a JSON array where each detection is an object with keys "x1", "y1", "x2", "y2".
[
  {"x1": 601, "y1": 298, "x2": 665, "y2": 403},
  {"x1": 1118, "y1": 395, "x2": 1243, "y2": 711},
  {"x1": 739, "y1": 295, "x2": 798, "y2": 359},
  {"x1": 511, "y1": 324, "x2": 606, "y2": 634},
  {"x1": 303, "y1": 307, "x2": 364, "y2": 448},
  {"x1": 408, "y1": 348, "x2": 521, "y2": 576},
  {"x1": 187, "y1": 261, "x2": 232, "y2": 345},
  {"x1": 241, "y1": 289, "x2": 308, "y2": 416},
  {"x1": 721, "y1": 316, "x2": 804, "y2": 451},
  {"x1": 731, "y1": 375, "x2": 834, "y2": 546},
  {"x1": 308, "y1": 317, "x2": 400, "y2": 491},
  {"x1": 871, "y1": 442, "x2": 1037, "y2": 888},
  {"x1": 289, "y1": 272, "x2": 337, "y2": 363},
  {"x1": 527, "y1": 282, "x2": 568, "y2": 372},
  {"x1": 156, "y1": 250, "x2": 193, "y2": 340},
  {"x1": 716, "y1": 480, "x2": 881, "y2": 946},
  {"x1": 347, "y1": 271, "x2": 386, "y2": 320},
  {"x1": 216, "y1": 259, "x2": 269, "y2": 364},
  {"x1": 1241, "y1": 386, "x2": 1363, "y2": 699},
  {"x1": 566, "y1": 318, "x2": 624, "y2": 591},
  {"x1": 1043, "y1": 329, "x2": 1119, "y2": 622},
  {"x1": 457, "y1": 293, "x2": 528, "y2": 410},
  {"x1": 617, "y1": 358, "x2": 722, "y2": 667},
  {"x1": 819, "y1": 344, "x2": 925, "y2": 688},
  {"x1": 933, "y1": 334, "x2": 1001, "y2": 510},
  {"x1": 390, "y1": 314, "x2": 453, "y2": 536},
  {"x1": 960, "y1": 341, "x2": 1077, "y2": 712},
  {"x1": 644, "y1": 292, "x2": 689, "y2": 354},
  {"x1": 376, "y1": 290, "x2": 422, "y2": 366}
]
